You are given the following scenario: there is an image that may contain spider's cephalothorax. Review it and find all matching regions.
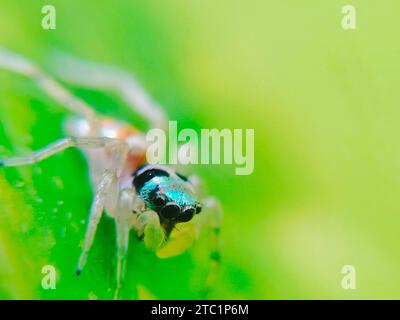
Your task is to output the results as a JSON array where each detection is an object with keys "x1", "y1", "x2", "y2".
[{"x1": 132, "y1": 165, "x2": 202, "y2": 236}]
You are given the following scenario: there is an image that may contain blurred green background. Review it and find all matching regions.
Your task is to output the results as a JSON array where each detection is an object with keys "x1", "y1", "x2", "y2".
[{"x1": 0, "y1": 0, "x2": 400, "y2": 299}]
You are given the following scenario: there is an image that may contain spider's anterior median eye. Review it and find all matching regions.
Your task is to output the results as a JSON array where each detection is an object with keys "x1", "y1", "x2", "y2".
[
  {"x1": 160, "y1": 203, "x2": 181, "y2": 220},
  {"x1": 179, "y1": 207, "x2": 195, "y2": 222},
  {"x1": 154, "y1": 195, "x2": 166, "y2": 207}
]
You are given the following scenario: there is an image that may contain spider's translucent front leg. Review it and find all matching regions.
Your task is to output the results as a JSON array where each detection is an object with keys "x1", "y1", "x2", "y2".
[
  {"x1": 50, "y1": 54, "x2": 168, "y2": 129},
  {"x1": 76, "y1": 140, "x2": 129, "y2": 276},
  {"x1": 113, "y1": 188, "x2": 136, "y2": 300},
  {"x1": 0, "y1": 48, "x2": 98, "y2": 127},
  {"x1": 114, "y1": 188, "x2": 161, "y2": 299},
  {"x1": 76, "y1": 170, "x2": 115, "y2": 275},
  {"x1": 0, "y1": 134, "x2": 130, "y2": 276},
  {"x1": 0, "y1": 137, "x2": 127, "y2": 174}
]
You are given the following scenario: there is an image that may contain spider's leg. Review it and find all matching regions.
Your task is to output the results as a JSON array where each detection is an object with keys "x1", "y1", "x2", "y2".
[
  {"x1": 0, "y1": 135, "x2": 130, "y2": 276},
  {"x1": 50, "y1": 54, "x2": 168, "y2": 129},
  {"x1": 0, "y1": 48, "x2": 98, "y2": 126},
  {"x1": 77, "y1": 140, "x2": 129, "y2": 275},
  {"x1": 113, "y1": 188, "x2": 136, "y2": 300},
  {"x1": 76, "y1": 170, "x2": 115, "y2": 275},
  {"x1": 0, "y1": 137, "x2": 127, "y2": 174}
]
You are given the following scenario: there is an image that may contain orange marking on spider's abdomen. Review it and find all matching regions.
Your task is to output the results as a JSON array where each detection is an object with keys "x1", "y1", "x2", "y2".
[
  {"x1": 99, "y1": 118, "x2": 140, "y2": 138},
  {"x1": 99, "y1": 118, "x2": 147, "y2": 171},
  {"x1": 127, "y1": 150, "x2": 147, "y2": 172}
]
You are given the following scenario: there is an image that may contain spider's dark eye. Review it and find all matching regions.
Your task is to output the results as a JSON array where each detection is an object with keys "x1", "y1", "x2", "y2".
[
  {"x1": 179, "y1": 207, "x2": 195, "y2": 222},
  {"x1": 160, "y1": 203, "x2": 181, "y2": 220},
  {"x1": 195, "y1": 203, "x2": 202, "y2": 214},
  {"x1": 153, "y1": 195, "x2": 166, "y2": 207}
]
